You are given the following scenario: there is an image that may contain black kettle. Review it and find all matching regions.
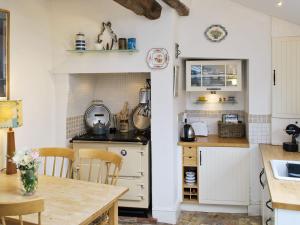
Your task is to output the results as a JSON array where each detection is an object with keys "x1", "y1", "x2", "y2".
[{"x1": 180, "y1": 119, "x2": 196, "y2": 142}]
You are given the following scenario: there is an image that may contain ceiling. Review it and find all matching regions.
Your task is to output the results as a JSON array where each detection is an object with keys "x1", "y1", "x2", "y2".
[{"x1": 231, "y1": 0, "x2": 300, "y2": 25}]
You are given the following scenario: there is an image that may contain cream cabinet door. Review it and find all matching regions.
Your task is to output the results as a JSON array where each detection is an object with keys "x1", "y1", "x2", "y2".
[
  {"x1": 198, "y1": 147, "x2": 250, "y2": 205},
  {"x1": 272, "y1": 37, "x2": 300, "y2": 118},
  {"x1": 117, "y1": 178, "x2": 144, "y2": 201},
  {"x1": 108, "y1": 146, "x2": 143, "y2": 177}
]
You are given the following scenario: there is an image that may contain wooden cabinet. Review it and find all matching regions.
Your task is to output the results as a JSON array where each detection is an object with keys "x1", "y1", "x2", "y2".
[
  {"x1": 185, "y1": 60, "x2": 242, "y2": 92},
  {"x1": 272, "y1": 37, "x2": 300, "y2": 118},
  {"x1": 198, "y1": 147, "x2": 250, "y2": 205},
  {"x1": 182, "y1": 146, "x2": 199, "y2": 203}
]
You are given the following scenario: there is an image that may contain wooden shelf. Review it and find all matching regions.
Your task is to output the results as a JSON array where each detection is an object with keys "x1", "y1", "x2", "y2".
[
  {"x1": 184, "y1": 191, "x2": 198, "y2": 196},
  {"x1": 183, "y1": 183, "x2": 198, "y2": 189},
  {"x1": 182, "y1": 199, "x2": 198, "y2": 204}
]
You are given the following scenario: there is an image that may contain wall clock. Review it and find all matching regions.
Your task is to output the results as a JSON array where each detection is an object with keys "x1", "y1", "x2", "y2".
[{"x1": 205, "y1": 25, "x2": 228, "y2": 42}]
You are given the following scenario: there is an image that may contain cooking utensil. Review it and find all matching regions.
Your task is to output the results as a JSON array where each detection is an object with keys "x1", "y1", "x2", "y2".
[
  {"x1": 84, "y1": 100, "x2": 111, "y2": 135},
  {"x1": 132, "y1": 105, "x2": 151, "y2": 131}
]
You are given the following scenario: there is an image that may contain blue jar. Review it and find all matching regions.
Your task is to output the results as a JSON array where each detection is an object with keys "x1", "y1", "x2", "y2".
[{"x1": 127, "y1": 38, "x2": 136, "y2": 50}]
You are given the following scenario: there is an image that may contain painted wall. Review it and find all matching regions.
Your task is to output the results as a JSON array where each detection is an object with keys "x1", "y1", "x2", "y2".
[
  {"x1": 0, "y1": 0, "x2": 54, "y2": 167},
  {"x1": 178, "y1": 0, "x2": 272, "y2": 115},
  {"x1": 49, "y1": 0, "x2": 180, "y2": 223}
]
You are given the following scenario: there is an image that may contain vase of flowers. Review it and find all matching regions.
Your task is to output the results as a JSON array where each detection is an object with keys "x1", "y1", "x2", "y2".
[{"x1": 13, "y1": 149, "x2": 40, "y2": 196}]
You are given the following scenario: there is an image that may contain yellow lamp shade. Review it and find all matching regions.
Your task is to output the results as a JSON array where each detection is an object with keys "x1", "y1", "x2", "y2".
[{"x1": 0, "y1": 100, "x2": 23, "y2": 128}]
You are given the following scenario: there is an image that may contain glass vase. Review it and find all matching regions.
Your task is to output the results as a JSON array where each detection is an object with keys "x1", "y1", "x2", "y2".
[{"x1": 19, "y1": 167, "x2": 38, "y2": 196}]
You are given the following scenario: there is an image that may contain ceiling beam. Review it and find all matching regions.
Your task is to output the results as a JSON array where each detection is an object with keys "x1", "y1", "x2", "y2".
[
  {"x1": 113, "y1": 0, "x2": 162, "y2": 20},
  {"x1": 162, "y1": 0, "x2": 190, "y2": 16}
]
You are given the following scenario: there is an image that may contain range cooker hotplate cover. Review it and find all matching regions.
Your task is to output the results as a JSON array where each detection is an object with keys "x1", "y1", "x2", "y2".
[{"x1": 72, "y1": 130, "x2": 149, "y2": 145}]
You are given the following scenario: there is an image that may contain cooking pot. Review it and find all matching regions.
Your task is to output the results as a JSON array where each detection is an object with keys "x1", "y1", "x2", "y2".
[
  {"x1": 132, "y1": 105, "x2": 151, "y2": 131},
  {"x1": 84, "y1": 100, "x2": 111, "y2": 135}
]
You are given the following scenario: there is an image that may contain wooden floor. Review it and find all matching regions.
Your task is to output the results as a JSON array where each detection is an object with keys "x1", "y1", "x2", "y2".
[{"x1": 119, "y1": 212, "x2": 262, "y2": 225}]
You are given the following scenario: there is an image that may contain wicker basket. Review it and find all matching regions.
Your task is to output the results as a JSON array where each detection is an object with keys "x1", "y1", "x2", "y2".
[{"x1": 218, "y1": 121, "x2": 245, "y2": 138}]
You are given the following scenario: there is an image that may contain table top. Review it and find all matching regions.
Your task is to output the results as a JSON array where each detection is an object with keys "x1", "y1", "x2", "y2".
[
  {"x1": 260, "y1": 144, "x2": 300, "y2": 211},
  {"x1": 178, "y1": 135, "x2": 249, "y2": 148},
  {"x1": 0, "y1": 174, "x2": 128, "y2": 225}
]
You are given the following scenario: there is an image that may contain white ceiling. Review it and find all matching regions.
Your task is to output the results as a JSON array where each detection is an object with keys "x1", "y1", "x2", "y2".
[{"x1": 231, "y1": 0, "x2": 300, "y2": 25}]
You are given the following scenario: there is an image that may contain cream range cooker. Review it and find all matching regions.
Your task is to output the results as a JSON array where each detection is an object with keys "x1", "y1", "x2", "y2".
[{"x1": 72, "y1": 131, "x2": 150, "y2": 210}]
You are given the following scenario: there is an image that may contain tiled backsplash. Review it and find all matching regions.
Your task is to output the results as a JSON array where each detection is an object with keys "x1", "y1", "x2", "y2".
[
  {"x1": 246, "y1": 113, "x2": 271, "y2": 144},
  {"x1": 183, "y1": 110, "x2": 271, "y2": 144},
  {"x1": 66, "y1": 115, "x2": 85, "y2": 139}
]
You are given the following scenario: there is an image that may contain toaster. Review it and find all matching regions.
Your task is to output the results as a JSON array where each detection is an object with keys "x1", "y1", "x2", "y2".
[{"x1": 192, "y1": 121, "x2": 208, "y2": 137}]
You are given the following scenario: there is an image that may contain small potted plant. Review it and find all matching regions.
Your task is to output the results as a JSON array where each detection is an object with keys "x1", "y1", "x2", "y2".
[{"x1": 13, "y1": 148, "x2": 40, "y2": 195}]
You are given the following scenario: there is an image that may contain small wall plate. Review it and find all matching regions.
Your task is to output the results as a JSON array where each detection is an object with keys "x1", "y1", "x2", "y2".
[
  {"x1": 146, "y1": 48, "x2": 169, "y2": 69},
  {"x1": 205, "y1": 24, "x2": 228, "y2": 42}
]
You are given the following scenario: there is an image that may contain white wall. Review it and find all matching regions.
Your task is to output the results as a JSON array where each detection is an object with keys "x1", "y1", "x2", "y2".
[
  {"x1": 0, "y1": 0, "x2": 54, "y2": 167},
  {"x1": 178, "y1": 0, "x2": 272, "y2": 115},
  {"x1": 49, "y1": 0, "x2": 180, "y2": 223}
]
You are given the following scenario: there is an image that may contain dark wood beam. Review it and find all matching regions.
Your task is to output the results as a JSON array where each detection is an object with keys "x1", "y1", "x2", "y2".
[
  {"x1": 113, "y1": 0, "x2": 162, "y2": 20},
  {"x1": 162, "y1": 0, "x2": 189, "y2": 16}
]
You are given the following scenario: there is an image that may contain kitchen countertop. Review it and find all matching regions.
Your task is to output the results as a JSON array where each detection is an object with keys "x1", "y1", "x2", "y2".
[
  {"x1": 260, "y1": 144, "x2": 300, "y2": 211},
  {"x1": 178, "y1": 135, "x2": 249, "y2": 148}
]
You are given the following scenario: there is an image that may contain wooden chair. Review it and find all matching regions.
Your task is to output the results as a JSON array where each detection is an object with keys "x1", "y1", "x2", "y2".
[
  {"x1": 78, "y1": 149, "x2": 122, "y2": 185},
  {"x1": 0, "y1": 199, "x2": 44, "y2": 225},
  {"x1": 38, "y1": 148, "x2": 75, "y2": 178},
  {"x1": 78, "y1": 149, "x2": 122, "y2": 225}
]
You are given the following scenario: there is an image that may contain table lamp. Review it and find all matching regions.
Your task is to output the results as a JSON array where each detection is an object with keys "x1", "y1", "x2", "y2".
[{"x1": 0, "y1": 100, "x2": 23, "y2": 175}]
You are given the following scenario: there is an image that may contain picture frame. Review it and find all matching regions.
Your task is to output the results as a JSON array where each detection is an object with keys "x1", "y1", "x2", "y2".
[
  {"x1": 205, "y1": 24, "x2": 228, "y2": 43},
  {"x1": 0, "y1": 9, "x2": 10, "y2": 100}
]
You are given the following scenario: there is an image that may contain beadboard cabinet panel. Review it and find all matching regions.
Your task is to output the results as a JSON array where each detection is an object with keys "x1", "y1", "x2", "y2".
[
  {"x1": 272, "y1": 37, "x2": 300, "y2": 118},
  {"x1": 198, "y1": 147, "x2": 250, "y2": 205}
]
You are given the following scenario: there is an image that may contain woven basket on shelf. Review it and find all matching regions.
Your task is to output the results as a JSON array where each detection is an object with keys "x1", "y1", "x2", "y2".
[{"x1": 218, "y1": 121, "x2": 245, "y2": 138}]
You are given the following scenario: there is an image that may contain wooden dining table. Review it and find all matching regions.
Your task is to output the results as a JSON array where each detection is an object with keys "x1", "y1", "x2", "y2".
[{"x1": 0, "y1": 174, "x2": 128, "y2": 225}]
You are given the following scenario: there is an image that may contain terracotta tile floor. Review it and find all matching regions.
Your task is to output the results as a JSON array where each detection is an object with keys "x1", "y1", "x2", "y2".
[{"x1": 119, "y1": 212, "x2": 261, "y2": 225}]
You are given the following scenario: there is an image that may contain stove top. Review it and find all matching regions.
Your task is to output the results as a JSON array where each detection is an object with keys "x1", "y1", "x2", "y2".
[{"x1": 71, "y1": 130, "x2": 150, "y2": 145}]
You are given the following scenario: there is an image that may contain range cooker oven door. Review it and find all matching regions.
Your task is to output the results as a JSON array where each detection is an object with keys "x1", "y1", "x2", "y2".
[
  {"x1": 117, "y1": 178, "x2": 145, "y2": 202},
  {"x1": 108, "y1": 146, "x2": 144, "y2": 177}
]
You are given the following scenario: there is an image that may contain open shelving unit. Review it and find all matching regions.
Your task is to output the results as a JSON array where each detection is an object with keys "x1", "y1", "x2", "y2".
[{"x1": 182, "y1": 147, "x2": 199, "y2": 204}]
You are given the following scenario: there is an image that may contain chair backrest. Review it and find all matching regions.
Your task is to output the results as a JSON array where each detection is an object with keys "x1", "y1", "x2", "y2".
[
  {"x1": 38, "y1": 148, "x2": 75, "y2": 178},
  {"x1": 0, "y1": 199, "x2": 44, "y2": 225},
  {"x1": 78, "y1": 149, "x2": 122, "y2": 185}
]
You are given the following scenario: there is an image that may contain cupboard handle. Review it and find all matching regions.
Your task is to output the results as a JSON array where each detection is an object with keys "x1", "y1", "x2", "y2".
[
  {"x1": 273, "y1": 70, "x2": 276, "y2": 86},
  {"x1": 199, "y1": 151, "x2": 202, "y2": 166},
  {"x1": 266, "y1": 218, "x2": 271, "y2": 225},
  {"x1": 259, "y1": 168, "x2": 265, "y2": 189},
  {"x1": 266, "y1": 199, "x2": 274, "y2": 212}
]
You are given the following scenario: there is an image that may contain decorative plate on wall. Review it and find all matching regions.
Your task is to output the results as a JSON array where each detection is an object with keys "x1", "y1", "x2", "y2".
[
  {"x1": 205, "y1": 25, "x2": 228, "y2": 42},
  {"x1": 146, "y1": 48, "x2": 169, "y2": 69}
]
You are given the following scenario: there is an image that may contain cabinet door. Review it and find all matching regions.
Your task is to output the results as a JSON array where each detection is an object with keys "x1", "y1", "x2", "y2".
[
  {"x1": 108, "y1": 146, "x2": 143, "y2": 177},
  {"x1": 186, "y1": 60, "x2": 242, "y2": 92},
  {"x1": 272, "y1": 37, "x2": 300, "y2": 118},
  {"x1": 198, "y1": 147, "x2": 249, "y2": 205}
]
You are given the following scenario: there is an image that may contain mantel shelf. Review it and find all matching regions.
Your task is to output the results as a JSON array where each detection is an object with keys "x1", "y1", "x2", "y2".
[{"x1": 66, "y1": 49, "x2": 139, "y2": 54}]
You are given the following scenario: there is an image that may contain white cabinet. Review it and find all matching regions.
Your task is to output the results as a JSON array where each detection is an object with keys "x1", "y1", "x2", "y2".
[
  {"x1": 186, "y1": 60, "x2": 242, "y2": 92},
  {"x1": 260, "y1": 168, "x2": 275, "y2": 225},
  {"x1": 272, "y1": 37, "x2": 300, "y2": 118},
  {"x1": 198, "y1": 147, "x2": 249, "y2": 205}
]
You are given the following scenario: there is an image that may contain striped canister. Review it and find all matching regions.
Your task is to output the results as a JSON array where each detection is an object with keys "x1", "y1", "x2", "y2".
[{"x1": 75, "y1": 33, "x2": 86, "y2": 51}]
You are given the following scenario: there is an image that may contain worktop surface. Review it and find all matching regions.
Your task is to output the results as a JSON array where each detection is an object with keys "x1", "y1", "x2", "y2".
[
  {"x1": 178, "y1": 135, "x2": 249, "y2": 148},
  {"x1": 260, "y1": 144, "x2": 300, "y2": 211}
]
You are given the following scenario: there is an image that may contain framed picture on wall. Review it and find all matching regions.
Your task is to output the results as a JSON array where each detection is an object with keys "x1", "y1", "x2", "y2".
[{"x1": 0, "y1": 9, "x2": 10, "y2": 100}]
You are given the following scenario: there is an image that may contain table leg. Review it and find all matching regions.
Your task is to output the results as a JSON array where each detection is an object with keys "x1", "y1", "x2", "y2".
[{"x1": 108, "y1": 201, "x2": 118, "y2": 225}]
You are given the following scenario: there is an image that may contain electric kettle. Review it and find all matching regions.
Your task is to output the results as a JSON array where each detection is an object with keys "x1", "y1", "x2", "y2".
[{"x1": 180, "y1": 119, "x2": 196, "y2": 142}]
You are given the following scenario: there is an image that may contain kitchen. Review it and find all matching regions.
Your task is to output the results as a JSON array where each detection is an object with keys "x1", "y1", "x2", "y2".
[{"x1": 1, "y1": 0, "x2": 300, "y2": 225}]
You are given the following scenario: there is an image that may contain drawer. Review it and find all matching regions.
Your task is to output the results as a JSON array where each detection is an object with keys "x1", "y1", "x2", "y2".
[
  {"x1": 183, "y1": 155, "x2": 197, "y2": 166},
  {"x1": 183, "y1": 147, "x2": 197, "y2": 156}
]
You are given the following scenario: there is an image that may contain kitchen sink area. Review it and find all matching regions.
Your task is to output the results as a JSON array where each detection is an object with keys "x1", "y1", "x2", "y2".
[{"x1": 270, "y1": 160, "x2": 300, "y2": 181}]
